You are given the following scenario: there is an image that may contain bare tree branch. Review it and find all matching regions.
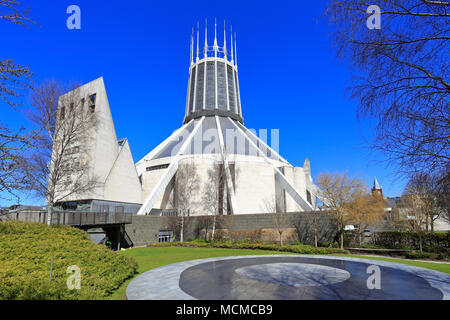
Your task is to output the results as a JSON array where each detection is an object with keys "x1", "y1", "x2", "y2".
[
  {"x1": 325, "y1": 0, "x2": 450, "y2": 175},
  {"x1": 0, "y1": 0, "x2": 37, "y2": 28},
  {"x1": 25, "y1": 80, "x2": 102, "y2": 225},
  {"x1": 0, "y1": 1, "x2": 37, "y2": 200}
]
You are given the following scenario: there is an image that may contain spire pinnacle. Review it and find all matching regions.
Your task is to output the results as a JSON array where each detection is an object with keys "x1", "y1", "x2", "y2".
[
  {"x1": 190, "y1": 27, "x2": 194, "y2": 65},
  {"x1": 223, "y1": 20, "x2": 227, "y2": 59},
  {"x1": 234, "y1": 32, "x2": 237, "y2": 67},
  {"x1": 230, "y1": 26, "x2": 234, "y2": 64},
  {"x1": 303, "y1": 158, "x2": 311, "y2": 176},
  {"x1": 214, "y1": 18, "x2": 218, "y2": 45},
  {"x1": 213, "y1": 17, "x2": 218, "y2": 56},
  {"x1": 373, "y1": 177, "x2": 381, "y2": 190},
  {"x1": 204, "y1": 18, "x2": 208, "y2": 58},
  {"x1": 196, "y1": 22, "x2": 199, "y2": 60}
]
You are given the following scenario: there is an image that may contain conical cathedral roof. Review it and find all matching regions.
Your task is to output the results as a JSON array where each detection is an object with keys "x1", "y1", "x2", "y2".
[{"x1": 145, "y1": 116, "x2": 287, "y2": 162}]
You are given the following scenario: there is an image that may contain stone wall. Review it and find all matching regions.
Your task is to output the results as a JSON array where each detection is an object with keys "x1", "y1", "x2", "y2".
[
  {"x1": 124, "y1": 211, "x2": 338, "y2": 247},
  {"x1": 124, "y1": 216, "x2": 164, "y2": 246}
]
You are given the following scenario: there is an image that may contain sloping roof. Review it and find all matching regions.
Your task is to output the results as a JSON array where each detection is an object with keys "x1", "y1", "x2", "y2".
[
  {"x1": 149, "y1": 116, "x2": 287, "y2": 163},
  {"x1": 373, "y1": 176, "x2": 381, "y2": 190}
]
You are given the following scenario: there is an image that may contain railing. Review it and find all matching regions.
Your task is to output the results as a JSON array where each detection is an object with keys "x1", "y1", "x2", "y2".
[
  {"x1": 0, "y1": 210, "x2": 133, "y2": 227},
  {"x1": 57, "y1": 211, "x2": 133, "y2": 226}
]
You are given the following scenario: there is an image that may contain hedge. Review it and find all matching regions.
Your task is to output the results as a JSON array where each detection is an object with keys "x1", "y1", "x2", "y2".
[
  {"x1": 0, "y1": 221, "x2": 137, "y2": 300},
  {"x1": 373, "y1": 231, "x2": 450, "y2": 250},
  {"x1": 147, "y1": 240, "x2": 350, "y2": 255}
]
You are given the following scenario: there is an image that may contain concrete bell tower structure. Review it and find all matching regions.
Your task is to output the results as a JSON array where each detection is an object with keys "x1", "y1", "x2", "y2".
[{"x1": 52, "y1": 77, "x2": 143, "y2": 213}]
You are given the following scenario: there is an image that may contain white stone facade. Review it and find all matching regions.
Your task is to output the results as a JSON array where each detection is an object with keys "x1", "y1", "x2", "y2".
[{"x1": 53, "y1": 77, "x2": 143, "y2": 207}]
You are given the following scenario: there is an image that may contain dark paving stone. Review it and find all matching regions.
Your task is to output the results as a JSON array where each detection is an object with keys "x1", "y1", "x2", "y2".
[{"x1": 179, "y1": 257, "x2": 443, "y2": 300}]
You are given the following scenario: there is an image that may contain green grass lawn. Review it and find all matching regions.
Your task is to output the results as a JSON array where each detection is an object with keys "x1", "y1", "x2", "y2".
[{"x1": 108, "y1": 246, "x2": 450, "y2": 300}]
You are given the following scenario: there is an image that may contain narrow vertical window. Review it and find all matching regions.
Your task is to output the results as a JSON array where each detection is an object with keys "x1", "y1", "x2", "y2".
[
  {"x1": 89, "y1": 93, "x2": 96, "y2": 113},
  {"x1": 227, "y1": 65, "x2": 235, "y2": 111},
  {"x1": 234, "y1": 71, "x2": 241, "y2": 114},
  {"x1": 189, "y1": 66, "x2": 196, "y2": 113},
  {"x1": 217, "y1": 62, "x2": 227, "y2": 110},
  {"x1": 60, "y1": 107, "x2": 65, "y2": 120},
  {"x1": 80, "y1": 98, "x2": 85, "y2": 113},
  {"x1": 205, "y1": 61, "x2": 215, "y2": 109},
  {"x1": 195, "y1": 63, "x2": 205, "y2": 109}
]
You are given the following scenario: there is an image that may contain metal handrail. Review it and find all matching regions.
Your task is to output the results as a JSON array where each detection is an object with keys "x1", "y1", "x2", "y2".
[{"x1": 0, "y1": 210, "x2": 132, "y2": 226}]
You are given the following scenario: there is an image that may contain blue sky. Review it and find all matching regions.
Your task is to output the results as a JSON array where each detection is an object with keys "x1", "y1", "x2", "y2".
[{"x1": 1, "y1": 0, "x2": 407, "y2": 205}]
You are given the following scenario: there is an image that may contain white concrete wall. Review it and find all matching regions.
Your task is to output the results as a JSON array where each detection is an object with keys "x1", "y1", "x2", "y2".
[
  {"x1": 103, "y1": 139, "x2": 142, "y2": 204},
  {"x1": 52, "y1": 77, "x2": 142, "y2": 205},
  {"x1": 234, "y1": 161, "x2": 276, "y2": 214},
  {"x1": 138, "y1": 144, "x2": 317, "y2": 215},
  {"x1": 89, "y1": 78, "x2": 120, "y2": 196}
]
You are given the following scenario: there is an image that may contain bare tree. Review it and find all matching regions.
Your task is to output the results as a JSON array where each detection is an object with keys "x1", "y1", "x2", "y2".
[
  {"x1": 0, "y1": 1, "x2": 36, "y2": 29},
  {"x1": 398, "y1": 195, "x2": 427, "y2": 253},
  {"x1": 346, "y1": 192, "x2": 386, "y2": 246},
  {"x1": 262, "y1": 195, "x2": 291, "y2": 245},
  {"x1": 0, "y1": 0, "x2": 36, "y2": 107},
  {"x1": 303, "y1": 211, "x2": 320, "y2": 248},
  {"x1": 324, "y1": 1, "x2": 449, "y2": 176},
  {"x1": 404, "y1": 172, "x2": 442, "y2": 232},
  {"x1": 435, "y1": 166, "x2": 450, "y2": 223},
  {"x1": 170, "y1": 159, "x2": 200, "y2": 242},
  {"x1": 0, "y1": 1, "x2": 37, "y2": 200},
  {"x1": 201, "y1": 162, "x2": 229, "y2": 241},
  {"x1": 25, "y1": 80, "x2": 100, "y2": 225},
  {"x1": 0, "y1": 125, "x2": 35, "y2": 201},
  {"x1": 316, "y1": 172, "x2": 367, "y2": 249}
]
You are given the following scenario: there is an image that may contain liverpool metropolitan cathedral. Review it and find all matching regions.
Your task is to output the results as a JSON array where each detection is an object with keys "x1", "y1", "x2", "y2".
[{"x1": 53, "y1": 22, "x2": 320, "y2": 216}]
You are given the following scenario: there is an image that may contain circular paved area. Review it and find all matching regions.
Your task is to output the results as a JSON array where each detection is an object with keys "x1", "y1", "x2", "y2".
[{"x1": 126, "y1": 255, "x2": 450, "y2": 300}]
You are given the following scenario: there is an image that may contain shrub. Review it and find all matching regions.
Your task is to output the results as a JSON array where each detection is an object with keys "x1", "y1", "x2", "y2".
[
  {"x1": 0, "y1": 221, "x2": 137, "y2": 300},
  {"x1": 361, "y1": 243, "x2": 409, "y2": 250},
  {"x1": 404, "y1": 251, "x2": 437, "y2": 260},
  {"x1": 318, "y1": 241, "x2": 333, "y2": 248},
  {"x1": 228, "y1": 229, "x2": 263, "y2": 243},
  {"x1": 373, "y1": 231, "x2": 449, "y2": 249}
]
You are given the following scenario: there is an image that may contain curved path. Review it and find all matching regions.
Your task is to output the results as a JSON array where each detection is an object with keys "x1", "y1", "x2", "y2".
[{"x1": 126, "y1": 255, "x2": 450, "y2": 300}]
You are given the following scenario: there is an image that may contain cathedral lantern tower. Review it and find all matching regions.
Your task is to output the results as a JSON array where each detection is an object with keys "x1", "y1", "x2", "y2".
[{"x1": 184, "y1": 19, "x2": 243, "y2": 124}]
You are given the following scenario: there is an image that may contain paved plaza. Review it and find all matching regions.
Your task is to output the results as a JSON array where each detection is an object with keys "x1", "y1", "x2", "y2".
[{"x1": 126, "y1": 255, "x2": 450, "y2": 300}]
